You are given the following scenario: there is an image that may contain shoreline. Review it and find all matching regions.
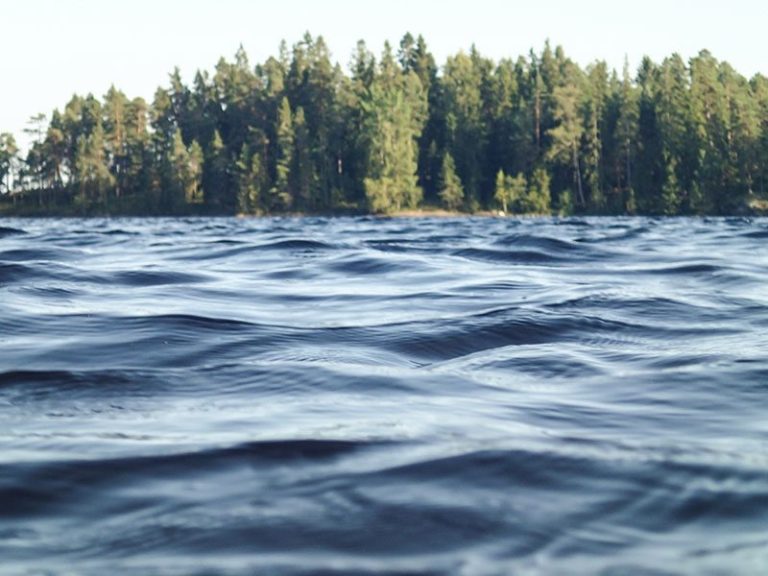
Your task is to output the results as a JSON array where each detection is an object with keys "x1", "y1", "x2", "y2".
[{"x1": 2, "y1": 203, "x2": 766, "y2": 219}]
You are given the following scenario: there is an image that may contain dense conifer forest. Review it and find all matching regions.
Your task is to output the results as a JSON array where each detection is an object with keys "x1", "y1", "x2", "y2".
[{"x1": 1, "y1": 33, "x2": 767, "y2": 216}]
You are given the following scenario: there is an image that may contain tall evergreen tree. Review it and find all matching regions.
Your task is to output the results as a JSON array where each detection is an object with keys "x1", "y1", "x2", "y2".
[
  {"x1": 203, "y1": 129, "x2": 231, "y2": 210},
  {"x1": 292, "y1": 106, "x2": 313, "y2": 209},
  {"x1": 584, "y1": 62, "x2": 609, "y2": 211},
  {"x1": 270, "y1": 96, "x2": 294, "y2": 210},
  {"x1": 75, "y1": 122, "x2": 114, "y2": 208},
  {"x1": 442, "y1": 51, "x2": 487, "y2": 205},
  {"x1": 610, "y1": 59, "x2": 639, "y2": 212},
  {"x1": 547, "y1": 84, "x2": 585, "y2": 206},
  {"x1": 361, "y1": 43, "x2": 426, "y2": 213},
  {"x1": 235, "y1": 143, "x2": 266, "y2": 214},
  {"x1": 635, "y1": 57, "x2": 666, "y2": 214}
]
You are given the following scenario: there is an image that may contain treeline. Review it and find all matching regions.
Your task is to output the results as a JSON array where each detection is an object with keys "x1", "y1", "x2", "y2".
[{"x1": 1, "y1": 33, "x2": 767, "y2": 216}]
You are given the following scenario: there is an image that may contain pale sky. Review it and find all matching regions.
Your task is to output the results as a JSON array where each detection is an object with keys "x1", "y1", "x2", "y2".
[{"x1": 2, "y1": 0, "x2": 766, "y2": 148}]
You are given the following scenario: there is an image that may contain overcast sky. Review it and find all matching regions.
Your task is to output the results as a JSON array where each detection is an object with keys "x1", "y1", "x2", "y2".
[{"x1": 2, "y1": 0, "x2": 766, "y2": 147}]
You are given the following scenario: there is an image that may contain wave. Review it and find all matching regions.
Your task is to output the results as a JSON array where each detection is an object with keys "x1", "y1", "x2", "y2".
[
  {"x1": 110, "y1": 270, "x2": 210, "y2": 287},
  {"x1": 454, "y1": 247, "x2": 565, "y2": 265},
  {"x1": 2, "y1": 216, "x2": 767, "y2": 573},
  {"x1": 492, "y1": 232, "x2": 589, "y2": 253},
  {"x1": 742, "y1": 228, "x2": 768, "y2": 239},
  {"x1": 0, "y1": 225, "x2": 26, "y2": 237},
  {"x1": 255, "y1": 239, "x2": 336, "y2": 251}
]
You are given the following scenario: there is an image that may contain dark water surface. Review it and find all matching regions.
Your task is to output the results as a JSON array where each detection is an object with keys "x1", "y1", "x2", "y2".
[{"x1": 1, "y1": 217, "x2": 767, "y2": 575}]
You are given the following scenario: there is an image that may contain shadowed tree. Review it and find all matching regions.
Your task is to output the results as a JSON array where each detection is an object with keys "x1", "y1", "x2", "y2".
[
  {"x1": 236, "y1": 143, "x2": 267, "y2": 214},
  {"x1": 441, "y1": 50, "x2": 488, "y2": 205},
  {"x1": 269, "y1": 96, "x2": 294, "y2": 210},
  {"x1": 547, "y1": 84, "x2": 585, "y2": 206}
]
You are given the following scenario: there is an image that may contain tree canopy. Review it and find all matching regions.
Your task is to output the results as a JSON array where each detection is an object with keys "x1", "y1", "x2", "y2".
[{"x1": 2, "y1": 34, "x2": 767, "y2": 216}]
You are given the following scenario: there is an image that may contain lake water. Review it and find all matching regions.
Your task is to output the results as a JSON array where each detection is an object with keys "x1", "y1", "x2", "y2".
[{"x1": 1, "y1": 216, "x2": 768, "y2": 575}]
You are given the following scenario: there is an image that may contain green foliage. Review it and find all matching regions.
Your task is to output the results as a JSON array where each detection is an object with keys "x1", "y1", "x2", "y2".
[
  {"x1": 661, "y1": 154, "x2": 681, "y2": 215},
  {"x1": 625, "y1": 187, "x2": 637, "y2": 214},
  {"x1": 0, "y1": 133, "x2": 18, "y2": 193},
  {"x1": 75, "y1": 121, "x2": 115, "y2": 208},
  {"x1": 1, "y1": 36, "x2": 765, "y2": 217},
  {"x1": 438, "y1": 152, "x2": 464, "y2": 210},
  {"x1": 547, "y1": 84, "x2": 585, "y2": 207},
  {"x1": 494, "y1": 170, "x2": 524, "y2": 213},
  {"x1": 363, "y1": 177, "x2": 399, "y2": 213},
  {"x1": 526, "y1": 168, "x2": 552, "y2": 214},
  {"x1": 441, "y1": 50, "x2": 489, "y2": 204},
  {"x1": 204, "y1": 130, "x2": 230, "y2": 210},
  {"x1": 361, "y1": 43, "x2": 426, "y2": 213},
  {"x1": 495, "y1": 168, "x2": 550, "y2": 215},
  {"x1": 173, "y1": 138, "x2": 204, "y2": 205},
  {"x1": 269, "y1": 97, "x2": 295, "y2": 211},
  {"x1": 236, "y1": 144, "x2": 265, "y2": 214},
  {"x1": 558, "y1": 189, "x2": 574, "y2": 216},
  {"x1": 292, "y1": 107, "x2": 314, "y2": 209}
]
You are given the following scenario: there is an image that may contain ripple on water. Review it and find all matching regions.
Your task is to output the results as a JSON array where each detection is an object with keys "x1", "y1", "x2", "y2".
[{"x1": 0, "y1": 216, "x2": 767, "y2": 574}]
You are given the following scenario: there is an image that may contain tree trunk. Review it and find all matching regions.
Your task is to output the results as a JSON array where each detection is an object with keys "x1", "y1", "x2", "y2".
[{"x1": 573, "y1": 144, "x2": 585, "y2": 206}]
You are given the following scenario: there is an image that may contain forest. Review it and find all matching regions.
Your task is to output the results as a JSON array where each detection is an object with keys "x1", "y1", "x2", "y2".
[{"x1": 1, "y1": 33, "x2": 767, "y2": 216}]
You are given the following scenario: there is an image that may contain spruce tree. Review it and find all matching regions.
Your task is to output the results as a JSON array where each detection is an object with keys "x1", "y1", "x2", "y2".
[
  {"x1": 293, "y1": 106, "x2": 313, "y2": 209},
  {"x1": 547, "y1": 84, "x2": 585, "y2": 207},
  {"x1": 362, "y1": 43, "x2": 426, "y2": 213},
  {"x1": 438, "y1": 152, "x2": 464, "y2": 210},
  {"x1": 527, "y1": 167, "x2": 552, "y2": 214},
  {"x1": 204, "y1": 130, "x2": 230, "y2": 210},
  {"x1": 270, "y1": 97, "x2": 294, "y2": 210},
  {"x1": 236, "y1": 144, "x2": 266, "y2": 214}
]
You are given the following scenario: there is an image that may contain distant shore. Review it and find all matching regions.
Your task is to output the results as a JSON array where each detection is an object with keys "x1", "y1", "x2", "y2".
[
  {"x1": 2, "y1": 36, "x2": 766, "y2": 221},
  {"x1": 384, "y1": 209, "x2": 502, "y2": 218},
  {"x1": 2, "y1": 199, "x2": 766, "y2": 219}
]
